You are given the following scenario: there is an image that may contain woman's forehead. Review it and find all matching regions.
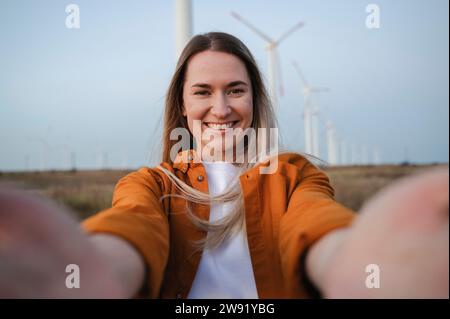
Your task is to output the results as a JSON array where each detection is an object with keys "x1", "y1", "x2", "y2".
[{"x1": 185, "y1": 51, "x2": 250, "y2": 85}]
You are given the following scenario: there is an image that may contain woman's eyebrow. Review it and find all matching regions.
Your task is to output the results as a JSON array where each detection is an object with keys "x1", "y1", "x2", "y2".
[
  {"x1": 191, "y1": 81, "x2": 248, "y2": 88},
  {"x1": 192, "y1": 83, "x2": 211, "y2": 89},
  {"x1": 227, "y1": 81, "x2": 248, "y2": 88}
]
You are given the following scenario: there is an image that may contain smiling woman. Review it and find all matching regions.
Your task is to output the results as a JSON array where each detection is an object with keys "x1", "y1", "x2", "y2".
[{"x1": 83, "y1": 32, "x2": 358, "y2": 299}]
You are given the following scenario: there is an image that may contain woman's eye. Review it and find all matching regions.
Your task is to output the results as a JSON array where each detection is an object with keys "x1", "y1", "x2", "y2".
[
  {"x1": 228, "y1": 89, "x2": 244, "y2": 95},
  {"x1": 194, "y1": 91, "x2": 210, "y2": 96}
]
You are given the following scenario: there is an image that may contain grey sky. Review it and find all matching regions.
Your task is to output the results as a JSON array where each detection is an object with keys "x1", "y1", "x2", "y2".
[{"x1": 0, "y1": 0, "x2": 448, "y2": 171}]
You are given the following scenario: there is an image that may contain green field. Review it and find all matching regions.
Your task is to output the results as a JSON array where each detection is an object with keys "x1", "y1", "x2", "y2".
[{"x1": 0, "y1": 164, "x2": 442, "y2": 220}]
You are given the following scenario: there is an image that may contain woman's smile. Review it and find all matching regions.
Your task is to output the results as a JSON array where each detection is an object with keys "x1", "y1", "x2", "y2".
[{"x1": 203, "y1": 121, "x2": 239, "y2": 134}]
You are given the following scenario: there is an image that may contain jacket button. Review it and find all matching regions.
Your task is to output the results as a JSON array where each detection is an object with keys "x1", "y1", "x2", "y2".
[
  {"x1": 197, "y1": 175, "x2": 204, "y2": 182},
  {"x1": 176, "y1": 293, "x2": 182, "y2": 299}
]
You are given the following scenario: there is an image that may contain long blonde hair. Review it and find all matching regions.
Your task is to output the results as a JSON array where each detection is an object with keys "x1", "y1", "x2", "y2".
[{"x1": 157, "y1": 32, "x2": 280, "y2": 249}]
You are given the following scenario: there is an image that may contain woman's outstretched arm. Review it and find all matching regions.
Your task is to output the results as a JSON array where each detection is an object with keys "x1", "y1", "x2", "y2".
[
  {"x1": 0, "y1": 189, "x2": 145, "y2": 298},
  {"x1": 306, "y1": 166, "x2": 449, "y2": 298},
  {"x1": 89, "y1": 234, "x2": 146, "y2": 297}
]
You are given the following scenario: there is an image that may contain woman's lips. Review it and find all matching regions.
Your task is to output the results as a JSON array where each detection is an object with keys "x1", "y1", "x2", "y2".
[{"x1": 203, "y1": 121, "x2": 239, "y2": 132}]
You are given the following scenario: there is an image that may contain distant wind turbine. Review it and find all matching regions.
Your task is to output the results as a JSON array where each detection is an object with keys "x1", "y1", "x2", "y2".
[
  {"x1": 362, "y1": 144, "x2": 369, "y2": 165},
  {"x1": 340, "y1": 139, "x2": 348, "y2": 165},
  {"x1": 326, "y1": 120, "x2": 339, "y2": 165},
  {"x1": 351, "y1": 143, "x2": 359, "y2": 165},
  {"x1": 292, "y1": 61, "x2": 329, "y2": 157},
  {"x1": 53, "y1": 143, "x2": 71, "y2": 170},
  {"x1": 374, "y1": 146, "x2": 382, "y2": 165},
  {"x1": 231, "y1": 11, "x2": 304, "y2": 110},
  {"x1": 27, "y1": 136, "x2": 50, "y2": 171}
]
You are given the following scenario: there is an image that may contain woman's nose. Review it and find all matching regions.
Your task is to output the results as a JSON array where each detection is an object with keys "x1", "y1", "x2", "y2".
[{"x1": 210, "y1": 93, "x2": 231, "y2": 118}]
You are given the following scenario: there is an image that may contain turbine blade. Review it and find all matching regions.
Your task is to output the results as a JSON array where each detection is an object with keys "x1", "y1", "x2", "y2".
[
  {"x1": 276, "y1": 50, "x2": 285, "y2": 96},
  {"x1": 274, "y1": 21, "x2": 305, "y2": 46},
  {"x1": 292, "y1": 61, "x2": 308, "y2": 86},
  {"x1": 230, "y1": 11, "x2": 274, "y2": 43}
]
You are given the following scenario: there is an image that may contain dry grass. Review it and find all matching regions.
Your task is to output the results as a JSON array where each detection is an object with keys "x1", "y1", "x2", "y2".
[
  {"x1": 323, "y1": 164, "x2": 437, "y2": 211},
  {"x1": 0, "y1": 170, "x2": 131, "y2": 220},
  {"x1": 0, "y1": 164, "x2": 444, "y2": 218}
]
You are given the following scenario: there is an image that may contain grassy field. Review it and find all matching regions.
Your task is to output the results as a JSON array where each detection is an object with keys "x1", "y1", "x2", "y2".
[
  {"x1": 324, "y1": 164, "x2": 436, "y2": 211},
  {"x1": 0, "y1": 164, "x2": 443, "y2": 220}
]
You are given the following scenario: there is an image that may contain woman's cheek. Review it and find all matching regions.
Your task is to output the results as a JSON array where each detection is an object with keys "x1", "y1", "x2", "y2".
[{"x1": 240, "y1": 98, "x2": 253, "y2": 126}]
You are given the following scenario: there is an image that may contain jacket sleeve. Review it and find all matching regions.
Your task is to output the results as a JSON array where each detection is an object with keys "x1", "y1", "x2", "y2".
[
  {"x1": 81, "y1": 167, "x2": 170, "y2": 298},
  {"x1": 279, "y1": 159, "x2": 356, "y2": 297}
]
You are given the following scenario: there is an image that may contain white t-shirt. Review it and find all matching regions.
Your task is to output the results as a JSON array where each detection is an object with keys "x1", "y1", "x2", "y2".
[{"x1": 187, "y1": 161, "x2": 259, "y2": 299}]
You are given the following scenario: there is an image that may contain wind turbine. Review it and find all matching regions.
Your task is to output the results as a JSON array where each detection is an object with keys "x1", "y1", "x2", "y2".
[
  {"x1": 98, "y1": 150, "x2": 108, "y2": 170},
  {"x1": 53, "y1": 143, "x2": 71, "y2": 170},
  {"x1": 326, "y1": 120, "x2": 339, "y2": 165},
  {"x1": 362, "y1": 144, "x2": 369, "y2": 165},
  {"x1": 373, "y1": 146, "x2": 381, "y2": 165},
  {"x1": 27, "y1": 136, "x2": 50, "y2": 171},
  {"x1": 70, "y1": 151, "x2": 77, "y2": 171},
  {"x1": 231, "y1": 11, "x2": 304, "y2": 110},
  {"x1": 292, "y1": 61, "x2": 329, "y2": 157},
  {"x1": 340, "y1": 139, "x2": 348, "y2": 166},
  {"x1": 175, "y1": 0, "x2": 193, "y2": 59},
  {"x1": 351, "y1": 143, "x2": 359, "y2": 165}
]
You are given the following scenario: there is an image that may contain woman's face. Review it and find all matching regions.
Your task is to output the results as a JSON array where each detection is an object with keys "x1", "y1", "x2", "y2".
[{"x1": 182, "y1": 50, "x2": 253, "y2": 160}]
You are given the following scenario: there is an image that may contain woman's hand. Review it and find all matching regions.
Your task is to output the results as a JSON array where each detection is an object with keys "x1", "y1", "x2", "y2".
[
  {"x1": 0, "y1": 189, "x2": 129, "y2": 298},
  {"x1": 321, "y1": 166, "x2": 449, "y2": 298}
]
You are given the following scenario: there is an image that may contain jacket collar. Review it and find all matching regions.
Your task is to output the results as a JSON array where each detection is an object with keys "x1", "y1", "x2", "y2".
[
  {"x1": 172, "y1": 149, "x2": 270, "y2": 178},
  {"x1": 172, "y1": 149, "x2": 259, "y2": 178},
  {"x1": 172, "y1": 149, "x2": 202, "y2": 173}
]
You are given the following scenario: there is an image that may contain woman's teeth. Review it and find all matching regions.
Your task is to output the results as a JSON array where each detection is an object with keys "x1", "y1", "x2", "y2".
[{"x1": 205, "y1": 122, "x2": 235, "y2": 130}]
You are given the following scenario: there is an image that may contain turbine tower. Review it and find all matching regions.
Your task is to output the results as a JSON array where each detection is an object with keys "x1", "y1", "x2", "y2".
[
  {"x1": 351, "y1": 143, "x2": 358, "y2": 165},
  {"x1": 362, "y1": 144, "x2": 369, "y2": 165},
  {"x1": 373, "y1": 146, "x2": 381, "y2": 165},
  {"x1": 326, "y1": 120, "x2": 339, "y2": 165},
  {"x1": 231, "y1": 11, "x2": 304, "y2": 110},
  {"x1": 53, "y1": 143, "x2": 71, "y2": 170},
  {"x1": 27, "y1": 136, "x2": 50, "y2": 171},
  {"x1": 175, "y1": 0, "x2": 193, "y2": 59},
  {"x1": 292, "y1": 61, "x2": 329, "y2": 157},
  {"x1": 311, "y1": 103, "x2": 320, "y2": 158},
  {"x1": 340, "y1": 139, "x2": 348, "y2": 165},
  {"x1": 70, "y1": 151, "x2": 77, "y2": 171}
]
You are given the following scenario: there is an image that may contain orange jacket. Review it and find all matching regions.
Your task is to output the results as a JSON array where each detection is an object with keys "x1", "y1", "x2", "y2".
[{"x1": 82, "y1": 150, "x2": 355, "y2": 298}]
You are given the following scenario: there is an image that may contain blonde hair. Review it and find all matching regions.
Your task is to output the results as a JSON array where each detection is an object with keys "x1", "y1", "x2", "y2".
[{"x1": 157, "y1": 32, "x2": 281, "y2": 249}]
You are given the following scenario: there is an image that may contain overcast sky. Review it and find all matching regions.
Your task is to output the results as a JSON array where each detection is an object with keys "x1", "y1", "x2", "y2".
[{"x1": 0, "y1": 0, "x2": 448, "y2": 171}]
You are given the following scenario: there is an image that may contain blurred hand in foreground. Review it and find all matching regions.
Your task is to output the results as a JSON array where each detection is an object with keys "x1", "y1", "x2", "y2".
[
  {"x1": 0, "y1": 189, "x2": 127, "y2": 298},
  {"x1": 322, "y1": 166, "x2": 449, "y2": 298}
]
